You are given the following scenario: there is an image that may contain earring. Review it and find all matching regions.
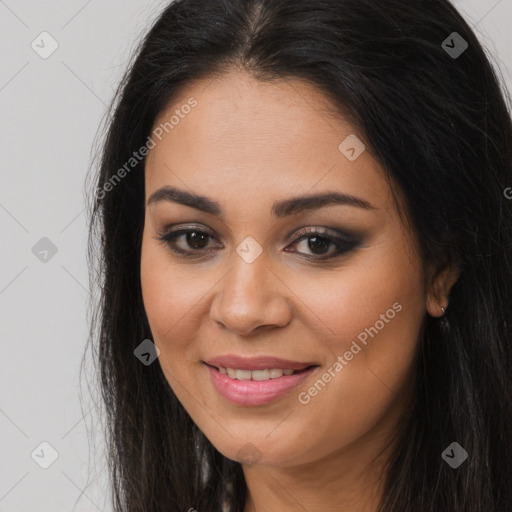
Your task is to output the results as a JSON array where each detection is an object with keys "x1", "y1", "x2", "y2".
[{"x1": 438, "y1": 306, "x2": 450, "y2": 334}]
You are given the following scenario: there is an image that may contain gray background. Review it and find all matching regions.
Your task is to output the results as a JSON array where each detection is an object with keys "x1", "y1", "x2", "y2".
[{"x1": 0, "y1": 1, "x2": 511, "y2": 510}]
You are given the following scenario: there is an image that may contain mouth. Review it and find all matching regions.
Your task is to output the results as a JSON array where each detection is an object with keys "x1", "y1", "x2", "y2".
[
  {"x1": 204, "y1": 362, "x2": 319, "y2": 381},
  {"x1": 203, "y1": 359, "x2": 321, "y2": 406}
]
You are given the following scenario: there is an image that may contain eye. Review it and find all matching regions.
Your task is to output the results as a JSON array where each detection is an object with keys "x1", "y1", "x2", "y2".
[
  {"x1": 157, "y1": 227, "x2": 220, "y2": 257},
  {"x1": 285, "y1": 227, "x2": 359, "y2": 259}
]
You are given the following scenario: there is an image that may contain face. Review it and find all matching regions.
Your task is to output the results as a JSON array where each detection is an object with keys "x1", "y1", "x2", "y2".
[{"x1": 140, "y1": 69, "x2": 434, "y2": 468}]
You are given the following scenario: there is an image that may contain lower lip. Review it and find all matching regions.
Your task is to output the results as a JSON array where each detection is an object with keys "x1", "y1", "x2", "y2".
[{"x1": 205, "y1": 364, "x2": 318, "y2": 406}]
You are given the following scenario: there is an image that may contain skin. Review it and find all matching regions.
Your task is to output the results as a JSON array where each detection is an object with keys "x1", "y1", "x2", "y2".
[{"x1": 140, "y1": 69, "x2": 459, "y2": 512}]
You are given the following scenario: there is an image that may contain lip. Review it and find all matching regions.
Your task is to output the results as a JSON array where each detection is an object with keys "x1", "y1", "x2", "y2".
[
  {"x1": 204, "y1": 363, "x2": 320, "y2": 406},
  {"x1": 204, "y1": 354, "x2": 318, "y2": 371}
]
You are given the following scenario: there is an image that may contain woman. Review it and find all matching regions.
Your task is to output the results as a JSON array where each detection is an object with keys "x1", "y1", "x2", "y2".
[{"x1": 85, "y1": 0, "x2": 512, "y2": 510}]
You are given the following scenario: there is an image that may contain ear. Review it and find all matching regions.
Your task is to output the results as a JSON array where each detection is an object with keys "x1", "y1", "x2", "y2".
[{"x1": 426, "y1": 261, "x2": 460, "y2": 317}]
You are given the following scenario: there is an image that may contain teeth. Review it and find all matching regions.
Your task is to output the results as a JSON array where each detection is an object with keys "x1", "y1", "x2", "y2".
[
  {"x1": 218, "y1": 367, "x2": 298, "y2": 380},
  {"x1": 236, "y1": 369, "x2": 252, "y2": 380}
]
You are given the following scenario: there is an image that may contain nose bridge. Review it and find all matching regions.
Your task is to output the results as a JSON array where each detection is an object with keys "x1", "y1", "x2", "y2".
[
  {"x1": 223, "y1": 248, "x2": 272, "y2": 316},
  {"x1": 210, "y1": 247, "x2": 291, "y2": 334}
]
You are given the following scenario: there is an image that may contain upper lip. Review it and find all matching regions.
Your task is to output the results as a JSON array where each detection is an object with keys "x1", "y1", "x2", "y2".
[{"x1": 204, "y1": 355, "x2": 318, "y2": 371}]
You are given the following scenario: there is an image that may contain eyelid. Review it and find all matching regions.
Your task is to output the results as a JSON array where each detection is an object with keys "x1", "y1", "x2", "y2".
[{"x1": 289, "y1": 225, "x2": 355, "y2": 242}]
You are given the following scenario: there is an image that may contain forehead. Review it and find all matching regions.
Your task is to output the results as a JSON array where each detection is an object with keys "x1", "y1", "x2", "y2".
[{"x1": 144, "y1": 69, "x2": 390, "y2": 214}]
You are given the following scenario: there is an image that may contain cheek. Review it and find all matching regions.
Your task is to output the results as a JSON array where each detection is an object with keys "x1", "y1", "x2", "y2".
[
  {"x1": 140, "y1": 246, "x2": 205, "y2": 409},
  {"x1": 140, "y1": 236, "x2": 224, "y2": 378},
  {"x1": 292, "y1": 235, "x2": 425, "y2": 407},
  {"x1": 291, "y1": 241, "x2": 425, "y2": 357},
  {"x1": 140, "y1": 238, "x2": 198, "y2": 349},
  {"x1": 286, "y1": 255, "x2": 424, "y2": 463}
]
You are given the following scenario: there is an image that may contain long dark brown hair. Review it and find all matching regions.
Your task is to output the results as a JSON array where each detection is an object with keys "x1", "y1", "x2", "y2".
[{"x1": 83, "y1": 0, "x2": 512, "y2": 510}]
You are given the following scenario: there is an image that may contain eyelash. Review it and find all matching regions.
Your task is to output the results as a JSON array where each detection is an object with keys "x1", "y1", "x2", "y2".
[{"x1": 156, "y1": 226, "x2": 359, "y2": 260}]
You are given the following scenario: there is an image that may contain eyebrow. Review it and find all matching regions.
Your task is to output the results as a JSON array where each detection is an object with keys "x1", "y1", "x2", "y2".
[{"x1": 147, "y1": 186, "x2": 375, "y2": 217}]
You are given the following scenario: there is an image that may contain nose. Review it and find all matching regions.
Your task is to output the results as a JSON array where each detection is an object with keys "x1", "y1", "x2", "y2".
[{"x1": 209, "y1": 253, "x2": 292, "y2": 336}]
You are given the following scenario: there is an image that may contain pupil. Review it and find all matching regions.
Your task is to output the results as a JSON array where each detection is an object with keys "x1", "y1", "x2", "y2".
[
  {"x1": 187, "y1": 231, "x2": 209, "y2": 249},
  {"x1": 308, "y1": 236, "x2": 330, "y2": 254}
]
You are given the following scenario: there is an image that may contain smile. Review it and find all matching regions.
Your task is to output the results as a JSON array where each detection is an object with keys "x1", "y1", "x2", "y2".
[{"x1": 204, "y1": 362, "x2": 319, "y2": 406}]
